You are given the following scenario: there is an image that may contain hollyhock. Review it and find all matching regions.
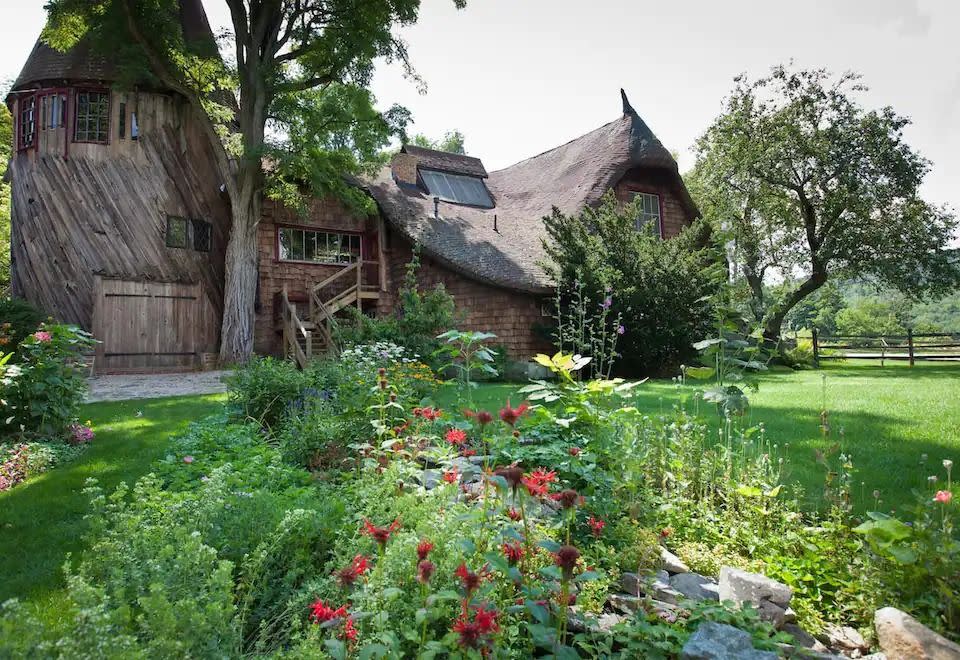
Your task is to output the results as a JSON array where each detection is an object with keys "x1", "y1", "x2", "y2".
[
  {"x1": 417, "y1": 539, "x2": 434, "y2": 561},
  {"x1": 499, "y1": 400, "x2": 530, "y2": 427},
  {"x1": 934, "y1": 490, "x2": 952, "y2": 504},
  {"x1": 361, "y1": 519, "x2": 401, "y2": 549},
  {"x1": 445, "y1": 428, "x2": 467, "y2": 446},
  {"x1": 588, "y1": 516, "x2": 605, "y2": 537},
  {"x1": 521, "y1": 468, "x2": 557, "y2": 497}
]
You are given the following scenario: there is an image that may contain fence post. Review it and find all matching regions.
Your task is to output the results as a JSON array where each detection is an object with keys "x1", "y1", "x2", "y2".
[
  {"x1": 907, "y1": 328, "x2": 915, "y2": 367},
  {"x1": 812, "y1": 328, "x2": 820, "y2": 368}
]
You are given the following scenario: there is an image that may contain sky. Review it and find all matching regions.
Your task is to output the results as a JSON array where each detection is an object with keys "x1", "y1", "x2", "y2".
[{"x1": 2, "y1": 0, "x2": 958, "y2": 215}]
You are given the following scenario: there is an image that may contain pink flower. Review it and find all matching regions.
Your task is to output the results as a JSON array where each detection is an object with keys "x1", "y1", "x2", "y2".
[
  {"x1": 183, "y1": 455, "x2": 194, "y2": 464},
  {"x1": 32, "y1": 331, "x2": 52, "y2": 342},
  {"x1": 934, "y1": 490, "x2": 952, "y2": 504}
]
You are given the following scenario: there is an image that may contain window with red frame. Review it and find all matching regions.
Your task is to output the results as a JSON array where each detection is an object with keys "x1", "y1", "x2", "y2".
[
  {"x1": 19, "y1": 96, "x2": 36, "y2": 150},
  {"x1": 74, "y1": 90, "x2": 109, "y2": 143}
]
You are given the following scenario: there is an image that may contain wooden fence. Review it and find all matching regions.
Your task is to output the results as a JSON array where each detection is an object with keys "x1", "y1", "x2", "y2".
[{"x1": 812, "y1": 329, "x2": 960, "y2": 367}]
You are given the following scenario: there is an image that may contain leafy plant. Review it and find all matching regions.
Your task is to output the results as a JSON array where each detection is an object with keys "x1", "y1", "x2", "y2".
[{"x1": 434, "y1": 329, "x2": 498, "y2": 405}]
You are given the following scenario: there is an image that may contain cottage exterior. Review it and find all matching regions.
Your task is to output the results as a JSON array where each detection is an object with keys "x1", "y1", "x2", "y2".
[{"x1": 7, "y1": 1, "x2": 699, "y2": 371}]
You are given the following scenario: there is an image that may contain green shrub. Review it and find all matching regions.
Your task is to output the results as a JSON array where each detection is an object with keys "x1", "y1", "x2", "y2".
[
  {"x1": 0, "y1": 297, "x2": 46, "y2": 361},
  {"x1": 278, "y1": 398, "x2": 365, "y2": 470},
  {"x1": 1, "y1": 323, "x2": 95, "y2": 440},
  {"x1": 542, "y1": 192, "x2": 721, "y2": 376},
  {"x1": 226, "y1": 357, "x2": 312, "y2": 431}
]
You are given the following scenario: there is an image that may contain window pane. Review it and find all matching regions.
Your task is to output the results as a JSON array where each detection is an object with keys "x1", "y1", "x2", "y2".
[
  {"x1": 304, "y1": 231, "x2": 315, "y2": 262},
  {"x1": 292, "y1": 230, "x2": 305, "y2": 261},
  {"x1": 279, "y1": 228, "x2": 291, "y2": 259},
  {"x1": 166, "y1": 216, "x2": 188, "y2": 248}
]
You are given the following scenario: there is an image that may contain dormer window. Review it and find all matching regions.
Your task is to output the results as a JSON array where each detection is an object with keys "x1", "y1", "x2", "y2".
[
  {"x1": 420, "y1": 169, "x2": 494, "y2": 208},
  {"x1": 631, "y1": 191, "x2": 662, "y2": 237}
]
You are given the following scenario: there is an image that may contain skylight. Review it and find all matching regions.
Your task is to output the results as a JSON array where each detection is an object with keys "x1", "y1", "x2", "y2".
[{"x1": 420, "y1": 169, "x2": 494, "y2": 208}]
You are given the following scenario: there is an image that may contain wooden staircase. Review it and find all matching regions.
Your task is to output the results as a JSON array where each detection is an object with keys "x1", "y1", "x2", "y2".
[{"x1": 281, "y1": 260, "x2": 381, "y2": 368}]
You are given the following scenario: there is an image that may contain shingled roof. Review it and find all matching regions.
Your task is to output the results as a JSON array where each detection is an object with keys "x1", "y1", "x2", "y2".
[
  {"x1": 362, "y1": 90, "x2": 699, "y2": 294},
  {"x1": 11, "y1": 0, "x2": 215, "y2": 91}
]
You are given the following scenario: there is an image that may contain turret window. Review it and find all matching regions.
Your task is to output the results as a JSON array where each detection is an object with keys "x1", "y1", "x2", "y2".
[
  {"x1": 631, "y1": 191, "x2": 662, "y2": 237},
  {"x1": 74, "y1": 90, "x2": 110, "y2": 143},
  {"x1": 19, "y1": 96, "x2": 36, "y2": 150}
]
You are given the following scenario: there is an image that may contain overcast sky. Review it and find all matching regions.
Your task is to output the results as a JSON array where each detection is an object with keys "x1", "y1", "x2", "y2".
[{"x1": 3, "y1": 0, "x2": 958, "y2": 215}]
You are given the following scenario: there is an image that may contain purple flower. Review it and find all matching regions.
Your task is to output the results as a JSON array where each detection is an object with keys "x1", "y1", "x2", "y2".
[
  {"x1": 183, "y1": 455, "x2": 194, "y2": 464},
  {"x1": 601, "y1": 297, "x2": 612, "y2": 310},
  {"x1": 617, "y1": 325, "x2": 625, "y2": 335}
]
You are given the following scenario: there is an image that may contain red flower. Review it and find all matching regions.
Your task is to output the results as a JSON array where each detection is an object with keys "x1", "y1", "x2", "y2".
[
  {"x1": 343, "y1": 617, "x2": 358, "y2": 641},
  {"x1": 521, "y1": 468, "x2": 557, "y2": 497},
  {"x1": 465, "y1": 409, "x2": 494, "y2": 426},
  {"x1": 334, "y1": 554, "x2": 370, "y2": 588},
  {"x1": 310, "y1": 599, "x2": 348, "y2": 623},
  {"x1": 588, "y1": 516, "x2": 606, "y2": 537},
  {"x1": 568, "y1": 446, "x2": 581, "y2": 457},
  {"x1": 417, "y1": 539, "x2": 434, "y2": 561},
  {"x1": 660, "y1": 526, "x2": 673, "y2": 539},
  {"x1": 553, "y1": 545, "x2": 581, "y2": 579},
  {"x1": 551, "y1": 488, "x2": 583, "y2": 510},
  {"x1": 414, "y1": 406, "x2": 442, "y2": 421},
  {"x1": 417, "y1": 559, "x2": 436, "y2": 584},
  {"x1": 502, "y1": 541, "x2": 524, "y2": 566},
  {"x1": 455, "y1": 562, "x2": 490, "y2": 595},
  {"x1": 499, "y1": 400, "x2": 531, "y2": 427},
  {"x1": 506, "y1": 508, "x2": 522, "y2": 521},
  {"x1": 452, "y1": 605, "x2": 500, "y2": 649},
  {"x1": 494, "y1": 465, "x2": 524, "y2": 492},
  {"x1": 461, "y1": 448, "x2": 477, "y2": 457},
  {"x1": 443, "y1": 467, "x2": 459, "y2": 484},
  {"x1": 361, "y1": 519, "x2": 401, "y2": 548},
  {"x1": 445, "y1": 428, "x2": 468, "y2": 446}
]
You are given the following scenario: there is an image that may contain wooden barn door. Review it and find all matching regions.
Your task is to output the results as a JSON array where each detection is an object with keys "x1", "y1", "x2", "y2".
[{"x1": 93, "y1": 277, "x2": 203, "y2": 372}]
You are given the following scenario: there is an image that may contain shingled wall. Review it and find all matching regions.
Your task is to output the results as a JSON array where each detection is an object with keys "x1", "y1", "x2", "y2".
[{"x1": 614, "y1": 167, "x2": 693, "y2": 238}]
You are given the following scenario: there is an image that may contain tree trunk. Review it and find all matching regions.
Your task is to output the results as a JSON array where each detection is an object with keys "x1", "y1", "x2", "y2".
[
  {"x1": 219, "y1": 166, "x2": 262, "y2": 364},
  {"x1": 762, "y1": 270, "x2": 827, "y2": 347}
]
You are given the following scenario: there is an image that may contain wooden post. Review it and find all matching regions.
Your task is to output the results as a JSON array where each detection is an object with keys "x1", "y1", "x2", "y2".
[
  {"x1": 812, "y1": 328, "x2": 820, "y2": 368},
  {"x1": 907, "y1": 328, "x2": 915, "y2": 367}
]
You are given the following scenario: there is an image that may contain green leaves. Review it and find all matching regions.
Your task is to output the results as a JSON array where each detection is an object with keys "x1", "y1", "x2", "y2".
[{"x1": 853, "y1": 512, "x2": 917, "y2": 564}]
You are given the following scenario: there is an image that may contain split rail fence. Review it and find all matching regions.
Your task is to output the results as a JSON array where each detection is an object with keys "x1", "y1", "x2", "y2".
[{"x1": 811, "y1": 330, "x2": 960, "y2": 367}]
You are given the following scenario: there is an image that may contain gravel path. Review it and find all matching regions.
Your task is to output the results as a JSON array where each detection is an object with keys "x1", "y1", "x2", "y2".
[{"x1": 85, "y1": 370, "x2": 232, "y2": 403}]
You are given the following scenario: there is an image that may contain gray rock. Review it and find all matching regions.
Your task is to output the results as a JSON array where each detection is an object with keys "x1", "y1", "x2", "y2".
[
  {"x1": 821, "y1": 624, "x2": 868, "y2": 652},
  {"x1": 421, "y1": 469, "x2": 440, "y2": 490},
  {"x1": 757, "y1": 600, "x2": 789, "y2": 628},
  {"x1": 718, "y1": 567, "x2": 792, "y2": 608},
  {"x1": 783, "y1": 607, "x2": 797, "y2": 624},
  {"x1": 680, "y1": 621, "x2": 778, "y2": 660},
  {"x1": 608, "y1": 593, "x2": 643, "y2": 614},
  {"x1": 621, "y1": 569, "x2": 672, "y2": 596},
  {"x1": 621, "y1": 572, "x2": 643, "y2": 596},
  {"x1": 776, "y1": 642, "x2": 846, "y2": 659},
  {"x1": 650, "y1": 578, "x2": 685, "y2": 605},
  {"x1": 670, "y1": 572, "x2": 720, "y2": 601},
  {"x1": 782, "y1": 623, "x2": 828, "y2": 651},
  {"x1": 874, "y1": 606, "x2": 960, "y2": 659},
  {"x1": 566, "y1": 609, "x2": 626, "y2": 634},
  {"x1": 661, "y1": 546, "x2": 690, "y2": 573}
]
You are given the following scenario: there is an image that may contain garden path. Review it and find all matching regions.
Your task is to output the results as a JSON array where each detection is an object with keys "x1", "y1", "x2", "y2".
[{"x1": 85, "y1": 370, "x2": 231, "y2": 402}]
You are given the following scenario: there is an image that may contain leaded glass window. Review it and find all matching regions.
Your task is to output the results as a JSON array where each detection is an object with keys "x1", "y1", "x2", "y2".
[{"x1": 74, "y1": 91, "x2": 109, "y2": 143}]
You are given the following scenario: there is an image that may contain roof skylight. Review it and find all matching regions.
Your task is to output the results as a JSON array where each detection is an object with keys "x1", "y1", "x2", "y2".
[{"x1": 420, "y1": 169, "x2": 494, "y2": 208}]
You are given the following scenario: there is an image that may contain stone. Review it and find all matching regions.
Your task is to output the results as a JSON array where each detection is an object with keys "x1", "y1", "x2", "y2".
[
  {"x1": 783, "y1": 607, "x2": 797, "y2": 624},
  {"x1": 566, "y1": 609, "x2": 626, "y2": 634},
  {"x1": 782, "y1": 623, "x2": 828, "y2": 652},
  {"x1": 821, "y1": 624, "x2": 869, "y2": 652},
  {"x1": 608, "y1": 593, "x2": 643, "y2": 614},
  {"x1": 621, "y1": 572, "x2": 643, "y2": 596},
  {"x1": 421, "y1": 469, "x2": 440, "y2": 490},
  {"x1": 874, "y1": 606, "x2": 960, "y2": 659},
  {"x1": 670, "y1": 572, "x2": 720, "y2": 601},
  {"x1": 650, "y1": 578, "x2": 685, "y2": 605},
  {"x1": 680, "y1": 621, "x2": 778, "y2": 660},
  {"x1": 621, "y1": 569, "x2": 672, "y2": 597},
  {"x1": 776, "y1": 642, "x2": 846, "y2": 659},
  {"x1": 661, "y1": 546, "x2": 690, "y2": 573},
  {"x1": 757, "y1": 600, "x2": 789, "y2": 629},
  {"x1": 718, "y1": 567, "x2": 792, "y2": 608}
]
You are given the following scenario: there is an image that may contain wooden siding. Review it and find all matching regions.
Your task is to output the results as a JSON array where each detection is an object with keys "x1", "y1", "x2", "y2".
[
  {"x1": 92, "y1": 276, "x2": 218, "y2": 372},
  {"x1": 614, "y1": 167, "x2": 696, "y2": 238},
  {"x1": 9, "y1": 89, "x2": 230, "y2": 354}
]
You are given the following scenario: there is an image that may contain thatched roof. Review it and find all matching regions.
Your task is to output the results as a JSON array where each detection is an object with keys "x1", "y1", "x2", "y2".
[
  {"x1": 362, "y1": 90, "x2": 699, "y2": 294},
  {"x1": 11, "y1": 0, "x2": 215, "y2": 91}
]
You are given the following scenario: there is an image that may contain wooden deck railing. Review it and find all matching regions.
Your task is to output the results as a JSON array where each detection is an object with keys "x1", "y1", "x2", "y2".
[{"x1": 281, "y1": 287, "x2": 312, "y2": 368}]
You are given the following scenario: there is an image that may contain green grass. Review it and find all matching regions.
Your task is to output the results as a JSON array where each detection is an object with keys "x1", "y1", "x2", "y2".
[
  {"x1": 0, "y1": 394, "x2": 225, "y2": 626},
  {"x1": 437, "y1": 361, "x2": 960, "y2": 511}
]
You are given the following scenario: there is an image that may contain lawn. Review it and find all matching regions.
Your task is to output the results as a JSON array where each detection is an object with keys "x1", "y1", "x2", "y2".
[
  {"x1": 3, "y1": 361, "x2": 956, "y2": 624},
  {"x1": 437, "y1": 361, "x2": 960, "y2": 511},
  {"x1": 0, "y1": 394, "x2": 225, "y2": 627}
]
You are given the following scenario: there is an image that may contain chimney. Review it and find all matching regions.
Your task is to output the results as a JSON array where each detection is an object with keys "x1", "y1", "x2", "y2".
[{"x1": 391, "y1": 153, "x2": 419, "y2": 187}]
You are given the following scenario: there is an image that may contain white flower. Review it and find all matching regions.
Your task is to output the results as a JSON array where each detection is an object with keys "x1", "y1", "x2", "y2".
[{"x1": 944, "y1": 459, "x2": 954, "y2": 471}]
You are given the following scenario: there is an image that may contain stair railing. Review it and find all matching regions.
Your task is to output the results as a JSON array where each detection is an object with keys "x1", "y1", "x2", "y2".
[{"x1": 281, "y1": 286, "x2": 311, "y2": 368}]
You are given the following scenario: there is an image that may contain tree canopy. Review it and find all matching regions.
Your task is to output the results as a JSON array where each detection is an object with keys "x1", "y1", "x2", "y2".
[
  {"x1": 43, "y1": 0, "x2": 464, "y2": 362},
  {"x1": 692, "y1": 65, "x2": 959, "y2": 344},
  {"x1": 410, "y1": 129, "x2": 467, "y2": 154}
]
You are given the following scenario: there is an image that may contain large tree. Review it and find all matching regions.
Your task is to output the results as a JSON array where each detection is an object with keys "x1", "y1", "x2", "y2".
[
  {"x1": 44, "y1": 0, "x2": 463, "y2": 362},
  {"x1": 693, "y1": 65, "x2": 959, "y2": 345}
]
